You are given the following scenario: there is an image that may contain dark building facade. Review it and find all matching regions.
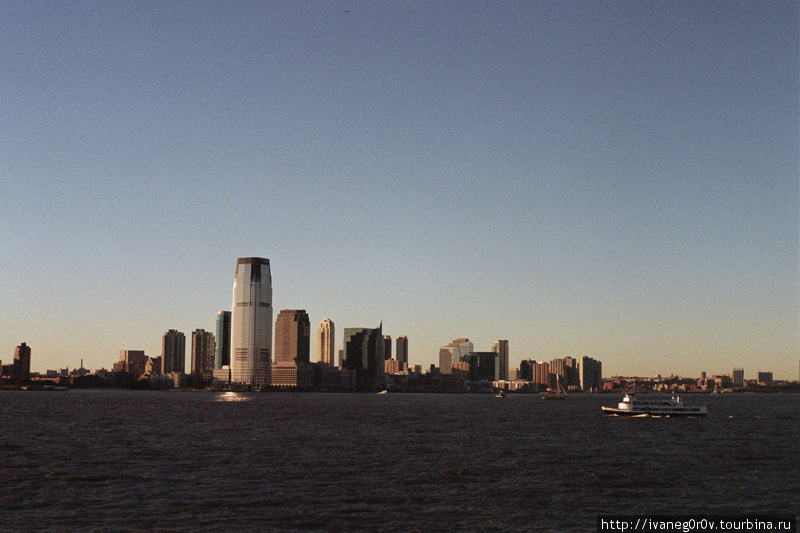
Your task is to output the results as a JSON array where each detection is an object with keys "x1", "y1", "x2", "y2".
[
  {"x1": 215, "y1": 311, "x2": 231, "y2": 368},
  {"x1": 274, "y1": 309, "x2": 311, "y2": 364},
  {"x1": 13, "y1": 342, "x2": 31, "y2": 383},
  {"x1": 343, "y1": 323, "x2": 384, "y2": 391},
  {"x1": 191, "y1": 329, "x2": 216, "y2": 377},
  {"x1": 396, "y1": 335, "x2": 408, "y2": 370},
  {"x1": 162, "y1": 329, "x2": 186, "y2": 374},
  {"x1": 467, "y1": 352, "x2": 499, "y2": 382}
]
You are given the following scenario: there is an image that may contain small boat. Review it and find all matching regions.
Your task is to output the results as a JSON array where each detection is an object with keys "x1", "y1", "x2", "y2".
[
  {"x1": 602, "y1": 393, "x2": 708, "y2": 417},
  {"x1": 495, "y1": 390, "x2": 505, "y2": 398},
  {"x1": 542, "y1": 376, "x2": 568, "y2": 400},
  {"x1": 377, "y1": 390, "x2": 388, "y2": 395}
]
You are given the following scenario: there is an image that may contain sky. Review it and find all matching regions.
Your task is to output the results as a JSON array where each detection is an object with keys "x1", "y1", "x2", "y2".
[{"x1": 1, "y1": 1, "x2": 798, "y2": 380}]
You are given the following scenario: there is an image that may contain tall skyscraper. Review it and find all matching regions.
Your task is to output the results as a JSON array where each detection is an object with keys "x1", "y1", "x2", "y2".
[
  {"x1": 13, "y1": 342, "x2": 31, "y2": 383},
  {"x1": 317, "y1": 318, "x2": 335, "y2": 365},
  {"x1": 579, "y1": 356, "x2": 602, "y2": 391},
  {"x1": 491, "y1": 340, "x2": 509, "y2": 381},
  {"x1": 383, "y1": 335, "x2": 392, "y2": 361},
  {"x1": 161, "y1": 329, "x2": 186, "y2": 374},
  {"x1": 191, "y1": 329, "x2": 216, "y2": 377},
  {"x1": 733, "y1": 368, "x2": 744, "y2": 388},
  {"x1": 215, "y1": 311, "x2": 231, "y2": 369},
  {"x1": 274, "y1": 309, "x2": 310, "y2": 364},
  {"x1": 438, "y1": 338, "x2": 473, "y2": 375},
  {"x1": 231, "y1": 257, "x2": 272, "y2": 386},
  {"x1": 343, "y1": 323, "x2": 384, "y2": 391},
  {"x1": 396, "y1": 335, "x2": 408, "y2": 370}
]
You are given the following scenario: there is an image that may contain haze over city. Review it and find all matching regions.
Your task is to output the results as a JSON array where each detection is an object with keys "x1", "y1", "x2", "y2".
[{"x1": 2, "y1": 1, "x2": 797, "y2": 379}]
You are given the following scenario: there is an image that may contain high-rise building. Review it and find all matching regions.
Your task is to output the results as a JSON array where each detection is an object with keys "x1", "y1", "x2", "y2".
[
  {"x1": 162, "y1": 330, "x2": 186, "y2": 374},
  {"x1": 274, "y1": 309, "x2": 310, "y2": 364},
  {"x1": 467, "y1": 352, "x2": 499, "y2": 382},
  {"x1": 438, "y1": 338, "x2": 473, "y2": 375},
  {"x1": 733, "y1": 368, "x2": 744, "y2": 388},
  {"x1": 491, "y1": 340, "x2": 509, "y2": 381},
  {"x1": 396, "y1": 335, "x2": 408, "y2": 371},
  {"x1": 215, "y1": 311, "x2": 231, "y2": 369},
  {"x1": 13, "y1": 342, "x2": 31, "y2": 383},
  {"x1": 383, "y1": 335, "x2": 392, "y2": 361},
  {"x1": 191, "y1": 329, "x2": 216, "y2": 377},
  {"x1": 579, "y1": 356, "x2": 602, "y2": 391},
  {"x1": 343, "y1": 324, "x2": 384, "y2": 391},
  {"x1": 231, "y1": 257, "x2": 273, "y2": 386},
  {"x1": 549, "y1": 357, "x2": 580, "y2": 389},
  {"x1": 317, "y1": 318, "x2": 335, "y2": 365}
]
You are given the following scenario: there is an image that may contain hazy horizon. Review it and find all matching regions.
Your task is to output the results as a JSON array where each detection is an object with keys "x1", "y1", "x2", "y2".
[{"x1": 2, "y1": 2, "x2": 797, "y2": 379}]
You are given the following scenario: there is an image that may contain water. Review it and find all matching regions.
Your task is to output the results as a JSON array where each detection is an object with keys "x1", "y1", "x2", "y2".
[{"x1": 1, "y1": 391, "x2": 797, "y2": 532}]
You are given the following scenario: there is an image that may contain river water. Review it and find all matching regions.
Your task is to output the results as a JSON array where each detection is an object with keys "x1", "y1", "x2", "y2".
[{"x1": 1, "y1": 390, "x2": 797, "y2": 532}]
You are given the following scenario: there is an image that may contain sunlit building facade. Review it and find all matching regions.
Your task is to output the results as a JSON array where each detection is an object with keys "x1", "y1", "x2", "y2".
[
  {"x1": 317, "y1": 318, "x2": 335, "y2": 365},
  {"x1": 491, "y1": 340, "x2": 509, "y2": 381},
  {"x1": 231, "y1": 257, "x2": 273, "y2": 386},
  {"x1": 274, "y1": 309, "x2": 310, "y2": 364},
  {"x1": 439, "y1": 338, "x2": 473, "y2": 375}
]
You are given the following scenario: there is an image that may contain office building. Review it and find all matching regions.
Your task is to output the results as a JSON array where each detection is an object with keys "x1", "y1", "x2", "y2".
[
  {"x1": 343, "y1": 324, "x2": 384, "y2": 391},
  {"x1": 396, "y1": 335, "x2": 408, "y2": 371},
  {"x1": 231, "y1": 257, "x2": 273, "y2": 386},
  {"x1": 215, "y1": 311, "x2": 231, "y2": 368},
  {"x1": 13, "y1": 342, "x2": 31, "y2": 383},
  {"x1": 732, "y1": 368, "x2": 744, "y2": 388},
  {"x1": 439, "y1": 338, "x2": 473, "y2": 375},
  {"x1": 162, "y1": 330, "x2": 186, "y2": 374},
  {"x1": 757, "y1": 372, "x2": 773, "y2": 385},
  {"x1": 274, "y1": 309, "x2": 310, "y2": 364},
  {"x1": 191, "y1": 329, "x2": 216, "y2": 377},
  {"x1": 383, "y1": 335, "x2": 392, "y2": 361},
  {"x1": 579, "y1": 356, "x2": 602, "y2": 391},
  {"x1": 550, "y1": 357, "x2": 580, "y2": 389},
  {"x1": 467, "y1": 352, "x2": 499, "y2": 382},
  {"x1": 491, "y1": 340, "x2": 509, "y2": 381},
  {"x1": 317, "y1": 318, "x2": 335, "y2": 365}
]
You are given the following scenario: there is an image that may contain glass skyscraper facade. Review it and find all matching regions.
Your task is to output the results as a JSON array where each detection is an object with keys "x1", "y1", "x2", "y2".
[{"x1": 231, "y1": 257, "x2": 272, "y2": 386}]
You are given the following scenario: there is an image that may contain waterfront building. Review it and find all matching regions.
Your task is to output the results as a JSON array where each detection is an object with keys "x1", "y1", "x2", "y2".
[
  {"x1": 550, "y1": 357, "x2": 580, "y2": 389},
  {"x1": 579, "y1": 356, "x2": 602, "y2": 391},
  {"x1": 274, "y1": 309, "x2": 310, "y2": 364},
  {"x1": 161, "y1": 329, "x2": 186, "y2": 374},
  {"x1": 113, "y1": 350, "x2": 148, "y2": 375},
  {"x1": 191, "y1": 329, "x2": 216, "y2": 377},
  {"x1": 733, "y1": 368, "x2": 744, "y2": 388},
  {"x1": 396, "y1": 335, "x2": 408, "y2": 371},
  {"x1": 467, "y1": 352, "x2": 499, "y2": 382},
  {"x1": 317, "y1": 318, "x2": 335, "y2": 365},
  {"x1": 215, "y1": 311, "x2": 231, "y2": 368},
  {"x1": 13, "y1": 342, "x2": 31, "y2": 383},
  {"x1": 231, "y1": 257, "x2": 273, "y2": 386},
  {"x1": 383, "y1": 335, "x2": 392, "y2": 361},
  {"x1": 757, "y1": 371, "x2": 773, "y2": 386},
  {"x1": 343, "y1": 324, "x2": 384, "y2": 391},
  {"x1": 491, "y1": 340, "x2": 509, "y2": 381},
  {"x1": 438, "y1": 338, "x2": 473, "y2": 375}
]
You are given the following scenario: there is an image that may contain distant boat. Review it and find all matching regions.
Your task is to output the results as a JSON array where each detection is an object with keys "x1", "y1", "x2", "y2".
[
  {"x1": 602, "y1": 393, "x2": 708, "y2": 417},
  {"x1": 542, "y1": 376, "x2": 567, "y2": 400},
  {"x1": 377, "y1": 390, "x2": 388, "y2": 395},
  {"x1": 495, "y1": 390, "x2": 505, "y2": 398}
]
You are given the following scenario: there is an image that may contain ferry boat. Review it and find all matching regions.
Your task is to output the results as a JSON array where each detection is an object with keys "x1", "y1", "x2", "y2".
[{"x1": 602, "y1": 393, "x2": 708, "y2": 417}]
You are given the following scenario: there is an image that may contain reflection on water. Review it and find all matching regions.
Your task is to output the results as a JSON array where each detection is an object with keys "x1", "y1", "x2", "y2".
[{"x1": 214, "y1": 391, "x2": 251, "y2": 402}]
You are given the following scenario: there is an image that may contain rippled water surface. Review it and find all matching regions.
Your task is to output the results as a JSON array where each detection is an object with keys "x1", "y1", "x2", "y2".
[{"x1": 1, "y1": 391, "x2": 798, "y2": 532}]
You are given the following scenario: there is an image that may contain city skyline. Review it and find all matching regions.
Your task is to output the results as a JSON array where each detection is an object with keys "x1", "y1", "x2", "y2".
[{"x1": 2, "y1": 3, "x2": 797, "y2": 379}]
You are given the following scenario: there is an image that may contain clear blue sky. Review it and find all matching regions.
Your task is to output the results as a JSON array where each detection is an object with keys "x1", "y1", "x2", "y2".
[{"x1": 2, "y1": 1, "x2": 797, "y2": 379}]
